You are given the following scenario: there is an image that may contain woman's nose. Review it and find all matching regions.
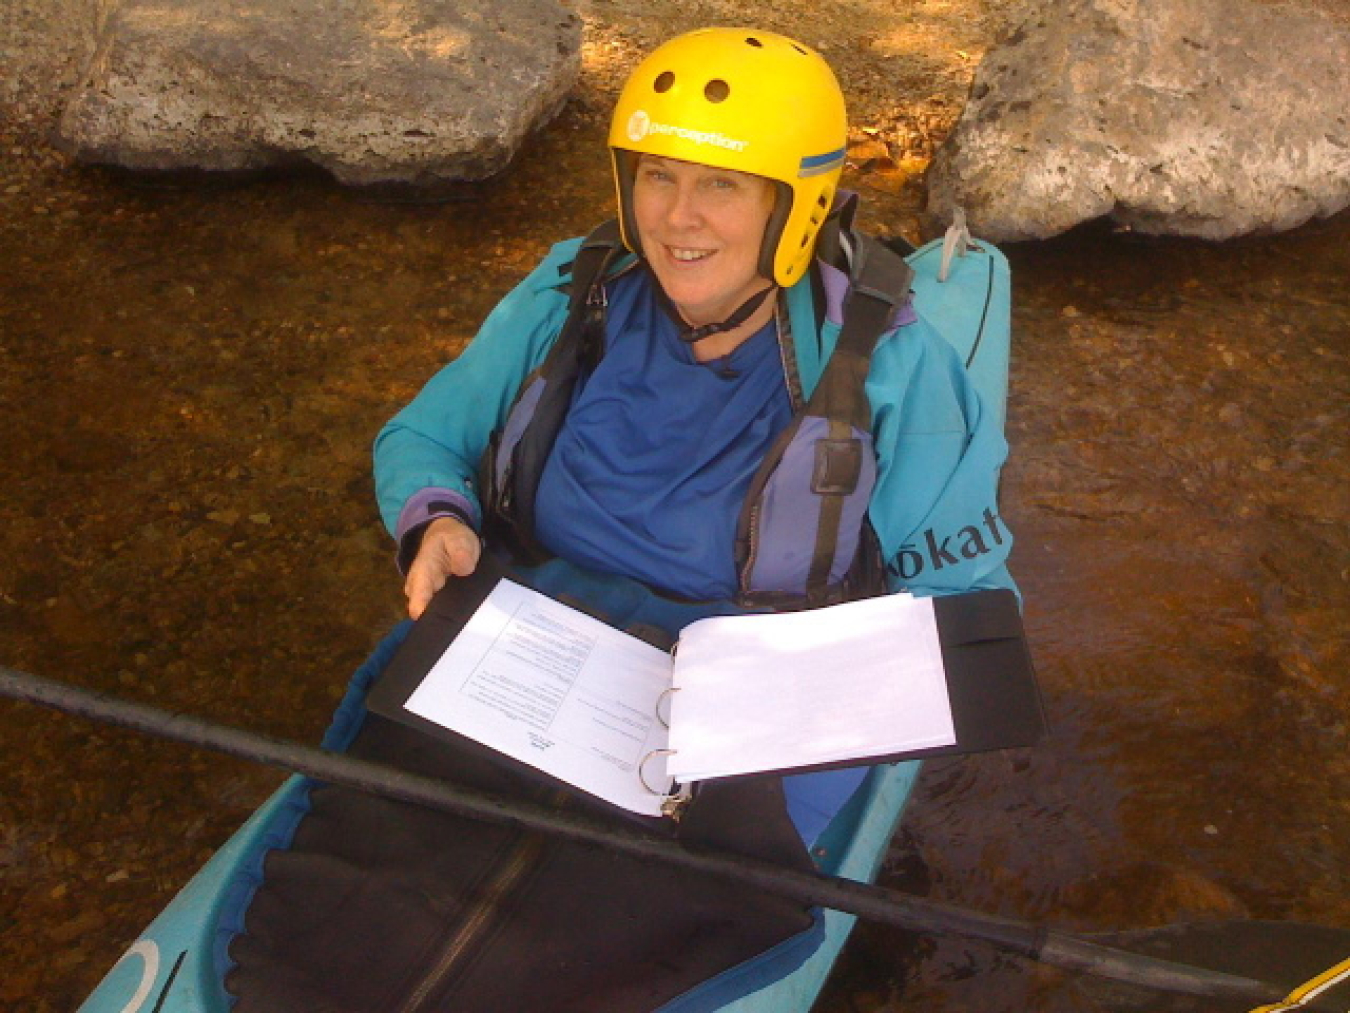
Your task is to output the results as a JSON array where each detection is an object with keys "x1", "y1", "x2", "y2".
[{"x1": 664, "y1": 182, "x2": 702, "y2": 229}]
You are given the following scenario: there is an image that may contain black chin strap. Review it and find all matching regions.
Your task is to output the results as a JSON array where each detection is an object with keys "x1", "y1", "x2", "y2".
[{"x1": 652, "y1": 278, "x2": 777, "y2": 345}]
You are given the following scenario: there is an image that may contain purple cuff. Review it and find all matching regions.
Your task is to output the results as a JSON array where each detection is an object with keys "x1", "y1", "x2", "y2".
[
  {"x1": 395, "y1": 487, "x2": 479, "y2": 574},
  {"x1": 819, "y1": 259, "x2": 918, "y2": 330}
]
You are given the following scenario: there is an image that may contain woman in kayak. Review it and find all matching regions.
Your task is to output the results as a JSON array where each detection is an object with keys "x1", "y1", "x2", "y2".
[
  {"x1": 218, "y1": 29, "x2": 1018, "y2": 1013},
  {"x1": 374, "y1": 26, "x2": 1014, "y2": 845}
]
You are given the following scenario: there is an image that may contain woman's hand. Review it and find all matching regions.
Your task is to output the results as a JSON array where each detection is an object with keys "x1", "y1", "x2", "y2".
[{"x1": 404, "y1": 516, "x2": 482, "y2": 619}]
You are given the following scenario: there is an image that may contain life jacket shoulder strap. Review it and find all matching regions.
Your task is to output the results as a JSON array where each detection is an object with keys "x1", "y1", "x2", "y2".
[
  {"x1": 482, "y1": 219, "x2": 627, "y2": 561},
  {"x1": 837, "y1": 232, "x2": 915, "y2": 352},
  {"x1": 558, "y1": 219, "x2": 626, "y2": 304},
  {"x1": 735, "y1": 213, "x2": 916, "y2": 609},
  {"x1": 796, "y1": 215, "x2": 916, "y2": 432},
  {"x1": 815, "y1": 194, "x2": 917, "y2": 359}
]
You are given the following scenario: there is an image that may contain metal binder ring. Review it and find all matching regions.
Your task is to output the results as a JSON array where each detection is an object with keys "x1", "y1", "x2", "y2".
[
  {"x1": 656, "y1": 686, "x2": 680, "y2": 729},
  {"x1": 638, "y1": 748, "x2": 677, "y2": 796}
]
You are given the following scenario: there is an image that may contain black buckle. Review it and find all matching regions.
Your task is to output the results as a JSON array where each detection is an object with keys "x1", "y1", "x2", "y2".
[{"x1": 812, "y1": 438, "x2": 862, "y2": 495}]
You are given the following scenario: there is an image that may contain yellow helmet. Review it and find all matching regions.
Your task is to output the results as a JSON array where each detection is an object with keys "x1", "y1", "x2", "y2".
[{"x1": 608, "y1": 28, "x2": 848, "y2": 288}]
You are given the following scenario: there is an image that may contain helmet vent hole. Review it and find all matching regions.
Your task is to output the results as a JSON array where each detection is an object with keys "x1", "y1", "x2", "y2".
[
  {"x1": 745, "y1": 37, "x2": 763, "y2": 48},
  {"x1": 791, "y1": 43, "x2": 808, "y2": 55},
  {"x1": 704, "y1": 79, "x2": 730, "y2": 103},
  {"x1": 654, "y1": 71, "x2": 675, "y2": 93}
]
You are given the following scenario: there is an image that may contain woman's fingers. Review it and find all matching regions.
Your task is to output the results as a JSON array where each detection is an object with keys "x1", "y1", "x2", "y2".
[
  {"x1": 404, "y1": 517, "x2": 482, "y2": 618},
  {"x1": 441, "y1": 522, "x2": 482, "y2": 576},
  {"x1": 404, "y1": 562, "x2": 446, "y2": 620}
]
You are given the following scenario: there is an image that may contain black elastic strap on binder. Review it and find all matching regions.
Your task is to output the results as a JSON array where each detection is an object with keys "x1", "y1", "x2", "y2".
[{"x1": 930, "y1": 589, "x2": 1047, "y2": 757}]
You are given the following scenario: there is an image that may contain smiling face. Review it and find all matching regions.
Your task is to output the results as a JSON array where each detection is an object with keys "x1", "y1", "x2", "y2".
[{"x1": 631, "y1": 155, "x2": 777, "y2": 328}]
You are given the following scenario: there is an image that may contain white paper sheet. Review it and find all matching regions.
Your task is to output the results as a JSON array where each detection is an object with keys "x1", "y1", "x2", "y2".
[
  {"x1": 665, "y1": 593, "x2": 954, "y2": 782},
  {"x1": 404, "y1": 580, "x2": 674, "y2": 816}
]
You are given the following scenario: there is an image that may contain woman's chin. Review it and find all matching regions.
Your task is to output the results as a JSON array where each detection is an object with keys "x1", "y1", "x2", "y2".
[
  {"x1": 654, "y1": 280, "x2": 721, "y2": 324},
  {"x1": 670, "y1": 296, "x2": 730, "y2": 327},
  {"x1": 649, "y1": 258, "x2": 765, "y2": 326}
]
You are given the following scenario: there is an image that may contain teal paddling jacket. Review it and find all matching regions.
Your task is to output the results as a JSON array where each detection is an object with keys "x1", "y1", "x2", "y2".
[{"x1": 374, "y1": 234, "x2": 1015, "y2": 602}]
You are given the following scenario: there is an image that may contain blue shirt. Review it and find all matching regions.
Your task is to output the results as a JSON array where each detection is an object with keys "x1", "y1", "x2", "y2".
[{"x1": 534, "y1": 270, "x2": 793, "y2": 601}]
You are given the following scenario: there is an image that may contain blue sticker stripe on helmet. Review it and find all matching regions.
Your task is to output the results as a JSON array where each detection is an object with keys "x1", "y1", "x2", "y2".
[{"x1": 798, "y1": 147, "x2": 846, "y2": 177}]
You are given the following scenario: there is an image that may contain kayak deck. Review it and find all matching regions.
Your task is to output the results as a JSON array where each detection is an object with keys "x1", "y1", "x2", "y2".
[{"x1": 78, "y1": 708, "x2": 918, "y2": 1013}]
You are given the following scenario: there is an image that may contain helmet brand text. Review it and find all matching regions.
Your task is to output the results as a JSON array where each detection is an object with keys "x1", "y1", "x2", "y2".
[{"x1": 627, "y1": 111, "x2": 748, "y2": 153}]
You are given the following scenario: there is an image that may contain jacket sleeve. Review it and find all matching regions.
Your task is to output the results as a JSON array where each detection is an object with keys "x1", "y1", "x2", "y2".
[
  {"x1": 373, "y1": 240, "x2": 580, "y2": 558},
  {"x1": 865, "y1": 315, "x2": 1017, "y2": 598}
]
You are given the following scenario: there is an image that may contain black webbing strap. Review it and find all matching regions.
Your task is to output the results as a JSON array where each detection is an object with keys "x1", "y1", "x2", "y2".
[
  {"x1": 654, "y1": 283, "x2": 777, "y2": 345},
  {"x1": 837, "y1": 234, "x2": 916, "y2": 359},
  {"x1": 562, "y1": 218, "x2": 626, "y2": 370},
  {"x1": 496, "y1": 220, "x2": 625, "y2": 559},
  {"x1": 801, "y1": 233, "x2": 915, "y2": 597}
]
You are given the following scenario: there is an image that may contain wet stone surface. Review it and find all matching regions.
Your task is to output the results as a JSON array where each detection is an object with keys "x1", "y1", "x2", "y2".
[{"x1": 2, "y1": 1, "x2": 1348, "y2": 1010}]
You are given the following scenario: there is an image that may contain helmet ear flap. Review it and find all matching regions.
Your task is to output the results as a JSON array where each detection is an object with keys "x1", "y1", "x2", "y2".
[
  {"x1": 611, "y1": 148, "x2": 645, "y2": 259},
  {"x1": 758, "y1": 181, "x2": 794, "y2": 283}
]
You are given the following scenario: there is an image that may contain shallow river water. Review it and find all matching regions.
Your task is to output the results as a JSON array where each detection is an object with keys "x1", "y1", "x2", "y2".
[
  {"x1": 821, "y1": 210, "x2": 1350, "y2": 1012},
  {"x1": 0, "y1": 96, "x2": 1347, "y2": 1011}
]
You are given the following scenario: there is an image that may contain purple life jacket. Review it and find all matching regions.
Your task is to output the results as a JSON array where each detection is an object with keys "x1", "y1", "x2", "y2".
[{"x1": 481, "y1": 212, "x2": 915, "y2": 610}]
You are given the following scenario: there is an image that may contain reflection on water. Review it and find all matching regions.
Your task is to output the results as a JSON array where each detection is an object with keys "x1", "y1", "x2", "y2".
[{"x1": 1, "y1": 106, "x2": 1346, "y2": 1010}]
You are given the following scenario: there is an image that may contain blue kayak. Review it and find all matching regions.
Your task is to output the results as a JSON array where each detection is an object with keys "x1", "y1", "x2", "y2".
[
  {"x1": 77, "y1": 225, "x2": 1009, "y2": 1013},
  {"x1": 76, "y1": 641, "x2": 921, "y2": 1012}
]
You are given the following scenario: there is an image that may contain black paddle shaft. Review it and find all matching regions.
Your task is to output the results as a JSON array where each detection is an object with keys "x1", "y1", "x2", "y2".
[{"x1": 0, "y1": 664, "x2": 1330, "y2": 1009}]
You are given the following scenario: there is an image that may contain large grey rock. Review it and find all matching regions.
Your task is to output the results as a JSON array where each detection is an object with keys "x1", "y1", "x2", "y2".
[
  {"x1": 927, "y1": 0, "x2": 1350, "y2": 241},
  {"x1": 0, "y1": 0, "x2": 98, "y2": 129},
  {"x1": 55, "y1": 0, "x2": 582, "y2": 186}
]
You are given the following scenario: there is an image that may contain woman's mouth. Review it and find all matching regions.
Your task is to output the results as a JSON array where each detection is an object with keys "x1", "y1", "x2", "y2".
[{"x1": 668, "y1": 246, "x2": 714, "y2": 264}]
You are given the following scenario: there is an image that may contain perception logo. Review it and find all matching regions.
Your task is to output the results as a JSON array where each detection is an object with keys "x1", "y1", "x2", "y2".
[
  {"x1": 626, "y1": 110, "x2": 748, "y2": 152},
  {"x1": 626, "y1": 110, "x2": 651, "y2": 143}
]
